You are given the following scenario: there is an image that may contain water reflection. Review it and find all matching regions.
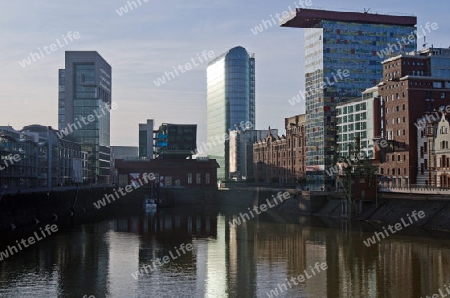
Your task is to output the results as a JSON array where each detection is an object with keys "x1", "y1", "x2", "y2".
[{"x1": 0, "y1": 207, "x2": 449, "y2": 297}]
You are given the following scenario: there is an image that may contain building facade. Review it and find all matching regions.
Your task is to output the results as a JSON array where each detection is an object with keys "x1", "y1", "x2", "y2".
[
  {"x1": 0, "y1": 125, "x2": 84, "y2": 188},
  {"x1": 110, "y1": 146, "x2": 139, "y2": 183},
  {"x1": 253, "y1": 114, "x2": 306, "y2": 184},
  {"x1": 59, "y1": 51, "x2": 112, "y2": 183},
  {"x1": 417, "y1": 113, "x2": 450, "y2": 188},
  {"x1": 336, "y1": 87, "x2": 380, "y2": 160},
  {"x1": 229, "y1": 129, "x2": 278, "y2": 180},
  {"x1": 206, "y1": 46, "x2": 255, "y2": 179},
  {"x1": 378, "y1": 48, "x2": 450, "y2": 188},
  {"x1": 282, "y1": 8, "x2": 417, "y2": 190},
  {"x1": 155, "y1": 124, "x2": 197, "y2": 159},
  {"x1": 139, "y1": 119, "x2": 154, "y2": 159},
  {"x1": 114, "y1": 158, "x2": 219, "y2": 188}
]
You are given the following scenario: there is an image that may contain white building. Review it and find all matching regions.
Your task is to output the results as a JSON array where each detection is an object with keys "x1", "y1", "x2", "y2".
[
  {"x1": 417, "y1": 113, "x2": 450, "y2": 188},
  {"x1": 336, "y1": 87, "x2": 379, "y2": 159}
]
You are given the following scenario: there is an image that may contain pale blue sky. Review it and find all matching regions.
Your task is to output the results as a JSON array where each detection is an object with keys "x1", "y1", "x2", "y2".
[{"x1": 1, "y1": 0, "x2": 448, "y2": 147}]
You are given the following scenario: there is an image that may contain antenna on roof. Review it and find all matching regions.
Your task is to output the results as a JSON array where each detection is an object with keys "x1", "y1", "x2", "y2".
[
  {"x1": 364, "y1": 8, "x2": 371, "y2": 13},
  {"x1": 423, "y1": 35, "x2": 428, "y2": 49}
]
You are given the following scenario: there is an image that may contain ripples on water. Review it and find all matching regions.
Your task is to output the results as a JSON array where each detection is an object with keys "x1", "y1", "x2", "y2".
[{"x1": 0, "y1": 206, "x2": 449, "y2": 297}]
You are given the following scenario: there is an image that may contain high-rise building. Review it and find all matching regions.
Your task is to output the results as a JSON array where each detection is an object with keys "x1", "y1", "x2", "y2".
[
  {"x1": 206, "y1": 46, "x2": 255, "y2": 179},
  {"x1": 59, "y1": 51, "x2": 112, "y2": 183},
  {"x1": 282, "y1": 8, "x2": 417, "y2": 190},
  {"x1": 139, "y1": 119, "x2": 154, "y2": 159},
  {"x1": 377, "y1": 48, "x2": 450, "y2": 188}
]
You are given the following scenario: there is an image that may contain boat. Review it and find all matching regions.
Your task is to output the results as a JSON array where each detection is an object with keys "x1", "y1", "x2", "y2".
[{"x1": 144, "y1": 195, "x2": 157, "y2": 210}]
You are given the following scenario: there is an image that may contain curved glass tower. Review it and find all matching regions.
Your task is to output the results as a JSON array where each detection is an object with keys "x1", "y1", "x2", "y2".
[{"x1": 207, "y1": 46, "x2": 255, "y2": 179}]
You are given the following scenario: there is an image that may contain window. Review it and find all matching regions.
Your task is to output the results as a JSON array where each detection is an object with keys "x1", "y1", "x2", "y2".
[
  {"x1": 206, "y1": 173, "x2": 210, "y2": 184},
  {"x1": 398, "y1": 155, "x2": 401, "y2": 161},
  {"x1": 188, "y1": 173, "x2": 192, "y2": 184},
  {"x1": 441, "y1": 92, "x2": 446, "y2": 99},
  {"x1": 196, "y1": 173, "x2": 201, "y2": 184}
]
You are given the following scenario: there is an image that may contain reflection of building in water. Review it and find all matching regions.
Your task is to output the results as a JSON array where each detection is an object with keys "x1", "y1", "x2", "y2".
[
  {"x1": 196, "y1": 215, "x2": 228, "y2": 297},
  {"x1": 107, "y1": 231, "x2": 140, "y2": 297}
]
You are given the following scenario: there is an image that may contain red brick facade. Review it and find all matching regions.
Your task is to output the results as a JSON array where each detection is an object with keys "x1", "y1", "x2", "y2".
[
  {"x1": 253, "y1": 114, "x2": 306, "y2": 183},
  {"x1": 378, "y1": 50, "x2": 450, "y2": 187},
  {"x1": 114, "y1": 158, "x2": 219, "y2": 188}
]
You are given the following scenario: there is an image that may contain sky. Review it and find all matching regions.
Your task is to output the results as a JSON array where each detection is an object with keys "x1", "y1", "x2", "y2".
[{"x1": 1, "y1": 0, "x2": 449, "y2": 148}]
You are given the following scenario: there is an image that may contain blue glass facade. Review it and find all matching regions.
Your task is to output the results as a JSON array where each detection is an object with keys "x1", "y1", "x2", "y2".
[
  {"x1": 207, "y1": 46, "x2": 255, "y2": 179},
  {"x1": 304, "y1": 20, "x2": 416, "y2": 190}
]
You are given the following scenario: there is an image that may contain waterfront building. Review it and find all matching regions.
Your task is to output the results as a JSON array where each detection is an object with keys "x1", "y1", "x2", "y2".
[
  {"x1": 417, "y1": 113, "x2": 450, "y2": 188},
  {"x1": 336, "y1": 87, "x2": 381, "y2": 160},
  {"x1": 114, "y1": 158, "x2": 219, "y2": 188},
  {"x1": 206, "y1": 46, "x2": 255, "y2": 180},
  {"x1": 229, "y1": 129, "x2": 278, "y2": 180},
  {"x1": 281, "y1": 8, "x2": 417, "y2": 190},
  {"x1": 155, "y1": 123, "x2": 197, "y2": 159},
  {"x1": 59, "y1": 51, "x2": 112, "y2": 183},
  {"x1": 377, "y1": 48, "x2": 450, "y2": 188},
  {"x1": 139, "y1": 119, "x2": 155, "y2": 159},
  {"x1": 0, "y1": 125, "x2": 84, "y2": 188},
  {"x1": 110, "y1": 146, "x2": 139, "y2": 183},
  {"x1": 253, "y1": 114, "x2": 306, "y2": 184}
]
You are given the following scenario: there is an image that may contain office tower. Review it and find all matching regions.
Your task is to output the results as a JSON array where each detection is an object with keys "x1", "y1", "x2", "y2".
[
  {"x1": 155, "y1": 123, "x2": 197, "y2": 159},
  {"x1": 282, "y1": 9, "x2": 417, "y2": 190},
  {"x1": 59, "y1": 51, "x2": 112, "y2": 183},
  {"x1": 206, "y1": 46, "x2": 255, "y2": 179},
  {"x1": 139, "y1": 119, "x2": 154, "y2": 159}
]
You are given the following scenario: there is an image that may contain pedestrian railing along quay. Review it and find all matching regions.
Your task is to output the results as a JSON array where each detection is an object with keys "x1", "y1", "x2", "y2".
[{"x1": 379, "y1": 186, "x2": 450, "y2": 195}]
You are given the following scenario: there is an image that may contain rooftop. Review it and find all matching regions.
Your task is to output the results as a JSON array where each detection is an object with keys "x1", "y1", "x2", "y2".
[{"x1": 280, "y1": 8, "x2": 417, "y2": 28}]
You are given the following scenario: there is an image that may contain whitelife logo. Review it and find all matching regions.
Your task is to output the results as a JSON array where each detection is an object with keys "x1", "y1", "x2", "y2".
[
  {"x1": 250, "y1": 0, "x2": 313, "y2": 35},
  {"x1": 265, "y1": 262, "x2": 328, "y2": 297},
  {"x1": 153, "y1": 50, "x2": 216, "y2": 87},
  {"x1": 363, "y1": 210, "x2": 425, "y2": 247},
  {"x1": 18, "y1": 31, "x2": 81, "y2": 68},
  {"x1": 228, "y1": 191, "x2": 291, "y2": 228},
  {"x1": 0, "y1": 224, "x2": 58, "y2": 261},
  {"x1": 288, "y1": 69, "x2": 350, "y2": 106},
  {"x1": 56, "y1": 103, "x2": 118, "y2": 139},
  {"x1": 131, "y1": 242, "x2": 193, "y2": 280}
]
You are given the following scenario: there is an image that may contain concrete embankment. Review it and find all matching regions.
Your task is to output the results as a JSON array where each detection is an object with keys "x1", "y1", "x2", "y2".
[{"x1": 1, "y1": 186, "x2": 449, "y2": 233}]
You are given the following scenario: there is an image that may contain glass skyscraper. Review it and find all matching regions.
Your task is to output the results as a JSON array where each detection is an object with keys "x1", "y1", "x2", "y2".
[
  {"x1": 59, "y1": 51, "x2": 112, "y2": 183},
  {"x1": 206, "y1": 46, "x2": 255, "y2": 180},
  {"x1": 282, "y1": 9, "x2": 417, "y2": 190}
]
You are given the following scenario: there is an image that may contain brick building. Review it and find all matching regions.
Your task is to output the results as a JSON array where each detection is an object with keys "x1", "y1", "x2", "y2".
[
  {"x1": 253, "y1": 114, "x2": 306, "y2": 183},
  {"x1": 114, "y1": 158, "x2": 219, "y2": 188},
  {"x1": 377, "y1": 48, "x2": 450, "y2": 187}
]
